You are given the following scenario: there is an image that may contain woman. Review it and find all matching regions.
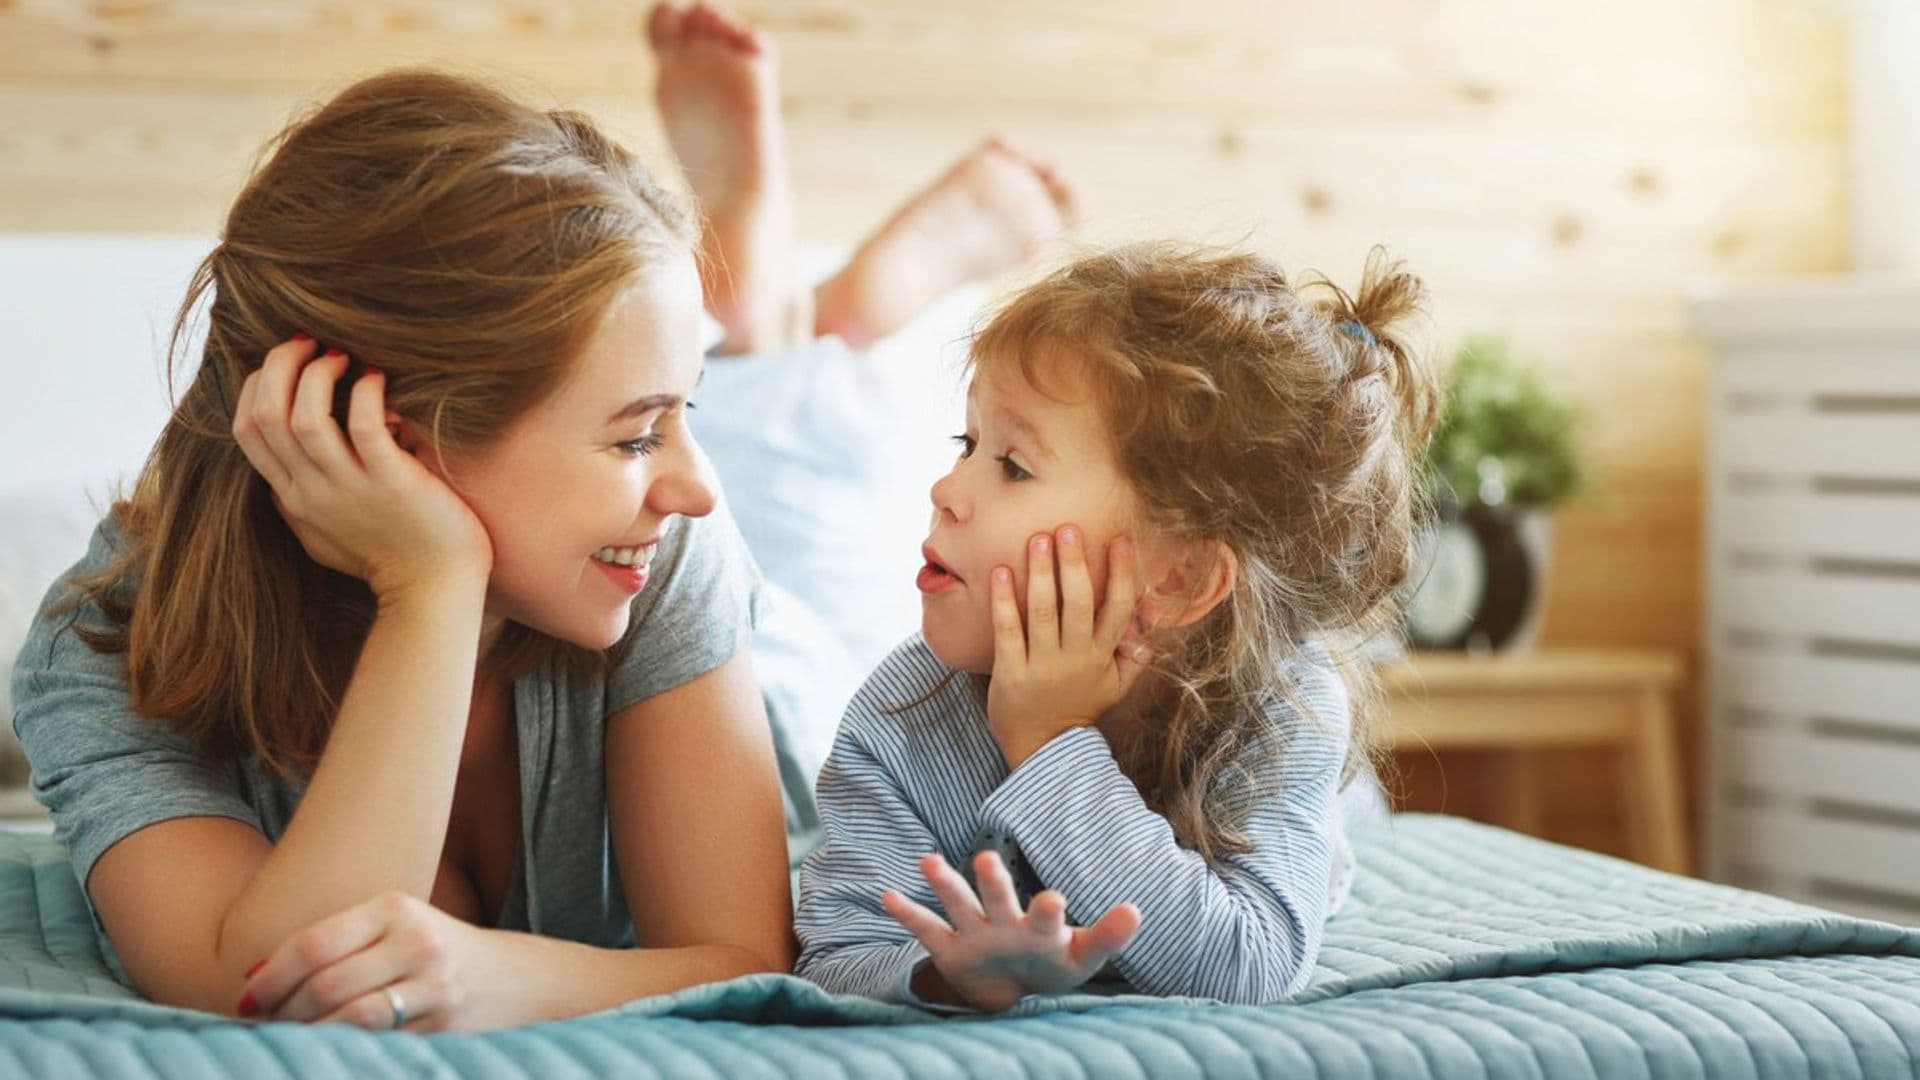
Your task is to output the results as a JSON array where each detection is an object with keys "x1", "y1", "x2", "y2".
[{"x1": 10, "y1": 69, "x2": 794, "y2": 1032}]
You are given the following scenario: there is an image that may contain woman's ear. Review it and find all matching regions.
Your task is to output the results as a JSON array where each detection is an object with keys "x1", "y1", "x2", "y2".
[
  {"x1": 385, "y1": 411, "x2": 413, "y2": 450},
  {"x1": 1140, "y1": 539, "x2": 1238, "y2": 630},
  {"x1": 386, "y1": 413, "x2": 447, "y2": 476}
]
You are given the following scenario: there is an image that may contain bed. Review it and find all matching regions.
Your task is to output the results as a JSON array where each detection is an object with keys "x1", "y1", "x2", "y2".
[
  {"x1": 0, "y1": 814, "x2": 1915, "y2": 1078},
  {"x1": 5, "y1": 235, "x2": 1920, "y2": 1077}
]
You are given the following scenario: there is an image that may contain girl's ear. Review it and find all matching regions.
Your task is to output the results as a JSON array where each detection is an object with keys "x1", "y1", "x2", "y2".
[{"x1": 1140, "y1": 539, "x2": 1238, "y2": 630}]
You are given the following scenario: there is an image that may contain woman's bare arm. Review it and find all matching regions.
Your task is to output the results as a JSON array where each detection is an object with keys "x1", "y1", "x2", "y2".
[
  {"x1": 607, "y1": 649, "x2": 794, "y2": 972},
  {"x1": 469, "y1": 651, "x2": 793, "y2": 1019},
  {"x1": 86, "y1": 576, "x2": 486, "y2": 1013}
]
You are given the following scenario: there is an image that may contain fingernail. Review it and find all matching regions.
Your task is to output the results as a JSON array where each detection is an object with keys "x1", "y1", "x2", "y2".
[
  {"x1": 290, "y1": 332, "x2": 313, "y2": 342},
  {"x1": 363, "y1": 365, "x2": 382, "y2": 378},
  {"x1": 236, "y1": 991, "x2": 259, "y2": 1018},
  {"x1": 245, "y1": 959, "x2": 266, "y2": 979},
  {"x1": 994, "y1": 567, "x2": 1012, "y2": 585},
  {"x1": 1035, "y1": 536, "x2": 1050, "y2": 554},
  {"x1": 1060, "y1": 527, "x2": 1079, "y2": 546}
]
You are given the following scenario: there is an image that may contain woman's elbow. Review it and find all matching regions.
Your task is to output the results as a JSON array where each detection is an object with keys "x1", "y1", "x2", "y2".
[{"x1": 722, "y1": 934, "x2": 796, "y2": 977}]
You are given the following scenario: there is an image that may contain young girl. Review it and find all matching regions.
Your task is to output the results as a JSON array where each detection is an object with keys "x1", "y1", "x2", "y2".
[{"x1": 794, "y1": 242, "x2": 1438, "y2": 1010}]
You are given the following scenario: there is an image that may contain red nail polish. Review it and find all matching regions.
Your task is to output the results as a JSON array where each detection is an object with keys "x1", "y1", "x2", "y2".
[
  {"x1": 236, "y1": 991, "x2": 259, "y2": 1018},
  {"x1": 245, "y1": 959, "x2": 265, "y2": 978},
  {"x1": 363, "y1": 365, "x2": 382, "y2": 378},
  {"x1": 290, "y1": 332, "x2": 313, "y2": 342}
]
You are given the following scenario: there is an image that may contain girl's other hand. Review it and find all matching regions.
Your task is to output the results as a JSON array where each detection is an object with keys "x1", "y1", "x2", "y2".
[
  {"x1": 230, "y1": 336, "x2": 494, "y2": 600},
  {"x1": 237, "y1": 891, "x2": 503, "y2": 1032},
  {"x1": 883, "y1": 851, "x2": 1140, "y2": 1012},
  {"x1": 985, "y1": 527, "x2": 1148, "y2": 769}
]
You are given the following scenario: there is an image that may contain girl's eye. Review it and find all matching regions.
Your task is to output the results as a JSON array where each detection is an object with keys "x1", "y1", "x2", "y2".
[
  {"x1": 996, "y1": 454, "x2": 1032, "y2": 482},
  {"x1": 951, "y1": 433, "x2": 976, "y2": 458},
  {"x1": 619, "y1": 433, "x2": 665, "y2": 457}
]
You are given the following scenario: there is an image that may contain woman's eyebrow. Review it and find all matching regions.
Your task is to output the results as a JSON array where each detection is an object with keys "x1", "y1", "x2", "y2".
[
  {"x1": 605, "y1": 394, "x2": 679, "y2": 425},
  {"x1": 604, "y1": 368, "x2": 705, "y2": 426}
]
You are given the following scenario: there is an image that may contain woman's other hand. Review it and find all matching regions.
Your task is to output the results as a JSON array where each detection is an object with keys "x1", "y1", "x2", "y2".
[
  {"x1": 230, "y1": 336, "x2": 493, "y2": 599},
  {"x1": 236, "y1": 890, "x2": 501, "y2": 1032}
]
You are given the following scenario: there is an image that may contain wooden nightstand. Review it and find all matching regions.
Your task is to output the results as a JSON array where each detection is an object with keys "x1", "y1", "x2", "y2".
[{"x1": 1380, "y1": 648, "x2": 1690, "y2": 874}]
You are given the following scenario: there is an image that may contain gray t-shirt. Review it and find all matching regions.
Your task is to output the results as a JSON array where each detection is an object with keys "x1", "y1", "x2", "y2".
[{"x1": 9, "y1": 504, "x2": 763, "y2": 955}]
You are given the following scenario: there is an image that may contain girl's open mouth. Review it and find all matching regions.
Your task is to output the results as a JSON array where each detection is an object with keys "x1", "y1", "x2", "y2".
[{"x1": 916, "y1": 555, "x2": 961, "y2": 595}]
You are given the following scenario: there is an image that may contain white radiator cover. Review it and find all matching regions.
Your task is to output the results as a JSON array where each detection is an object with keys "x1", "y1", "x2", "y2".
[{"x1": 1693, "y1": 281, "x2": 1920, "y2": 925}]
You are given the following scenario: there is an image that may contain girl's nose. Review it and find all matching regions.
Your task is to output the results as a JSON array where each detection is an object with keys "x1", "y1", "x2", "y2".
[{"x1": 929, "y1": 467, "x2": 966, "y2": 523}]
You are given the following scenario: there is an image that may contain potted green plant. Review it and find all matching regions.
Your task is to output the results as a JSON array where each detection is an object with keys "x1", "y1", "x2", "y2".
[{"x1": 1404, "y1": 335, "x2": 1586, "y2": 652}]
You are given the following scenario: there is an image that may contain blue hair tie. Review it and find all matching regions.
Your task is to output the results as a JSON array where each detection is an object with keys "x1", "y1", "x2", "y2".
[{"x1": 1339, "y1": 319, "x2": 1377, "y2": 347}]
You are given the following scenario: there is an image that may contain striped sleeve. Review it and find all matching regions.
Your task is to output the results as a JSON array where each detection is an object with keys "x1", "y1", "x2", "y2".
[
  {"x1": 792, "y1": 655, "x2": 947, "y2": 1004},
  {"x1": 976, "y1": 661, "x2": 1351, "y2": 1004}
]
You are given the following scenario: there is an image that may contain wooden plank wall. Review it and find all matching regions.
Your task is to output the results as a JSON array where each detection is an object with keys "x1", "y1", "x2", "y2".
[{"x1": 0, "y1": 1, "x2": 1849, "y2": 856}]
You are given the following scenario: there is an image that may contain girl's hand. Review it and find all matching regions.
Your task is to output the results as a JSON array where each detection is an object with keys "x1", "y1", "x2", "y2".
[
  {"x1": 986, "y1": 527, "x2": 1148, "y2": 769},
  {"x1": 882, "y1": 852, "x2": 1141, "y2": 1012},
  {"x1": 237, "y1": 891, "x2": 505, "y2": 1032},
  {"x1": 230, "y1": 336, "x2": 493, "y2": 601}
]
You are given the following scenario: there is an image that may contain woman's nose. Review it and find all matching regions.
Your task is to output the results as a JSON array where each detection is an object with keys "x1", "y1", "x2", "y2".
[{"x1": 655, "y1": 438, "x2": 719, "y2": 519}]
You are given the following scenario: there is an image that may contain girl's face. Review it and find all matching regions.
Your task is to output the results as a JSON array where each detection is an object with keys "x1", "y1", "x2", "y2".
[
  {"x1": 920, "y1": 358, "x2": 1144, "y2": 674},
  {"x1": 443, "y1": 254, "x2": 716, "y2": 651}
]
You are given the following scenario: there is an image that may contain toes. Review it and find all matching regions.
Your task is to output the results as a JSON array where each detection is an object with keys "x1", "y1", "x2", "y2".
[
  {"x1": 684, "y1": 3, "x2": 721, "y2": 40},
  {"x1": 645, "y1": 2, "x2": 687, "y2": 49},
  {"x1": 1038, "y1": 169, "x2": 1079, "y2": 220},
  {"x1": 686, "y1": 2, "x2": 766, "y2": 55},
  {"x1": 977, "y1": 136, "x2": 1079, "y2": 220}
]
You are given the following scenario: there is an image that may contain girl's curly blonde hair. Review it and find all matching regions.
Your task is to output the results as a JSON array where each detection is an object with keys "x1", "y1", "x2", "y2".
[{"x1": 967, "y1": 242, "x2": 1440, "y2": 861}]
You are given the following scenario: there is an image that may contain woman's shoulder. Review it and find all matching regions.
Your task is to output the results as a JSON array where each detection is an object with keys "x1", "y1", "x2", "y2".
[{"x1": 13, "y1": 513, "x2": 138, "y2": 675}]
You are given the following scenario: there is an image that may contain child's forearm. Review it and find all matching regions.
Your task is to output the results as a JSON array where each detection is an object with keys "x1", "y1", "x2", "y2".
[{"x1": 980, "y1": 727, "x2": 1330, "y2": 1003}]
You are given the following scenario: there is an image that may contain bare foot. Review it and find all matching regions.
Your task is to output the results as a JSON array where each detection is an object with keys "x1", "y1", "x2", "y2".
[
  {"x1": 647, "y1": 1, "x2": 810, "y2": 352},
  {"x1": 814, "y1": 138, "x2": 1078, "y2": 349}
]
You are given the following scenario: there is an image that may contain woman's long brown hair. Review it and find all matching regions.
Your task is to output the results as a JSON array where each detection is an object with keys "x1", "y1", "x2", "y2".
[
  {"x1": 968, "y1": 242, "x2": 1440, "y2": 862},
  {"x1": 61, "y1": 69, "x2": 693, "y2": 781}
]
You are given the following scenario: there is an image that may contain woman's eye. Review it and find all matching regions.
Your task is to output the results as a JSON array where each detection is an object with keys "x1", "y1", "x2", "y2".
[
  {"x1": 619, "y1": 434, "x2": 665, "y2": 457},
  {"x1": 997, "y1": 454, "x2": 1032, "y2": 482},
  {"x1": 951, "y1": 433, "x2": 976, "y2": 458}
]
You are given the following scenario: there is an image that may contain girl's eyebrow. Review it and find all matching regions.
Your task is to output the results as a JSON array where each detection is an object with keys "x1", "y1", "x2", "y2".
[{"x1": 992, "y1": 404, "x2": 1055, "y2": 461}]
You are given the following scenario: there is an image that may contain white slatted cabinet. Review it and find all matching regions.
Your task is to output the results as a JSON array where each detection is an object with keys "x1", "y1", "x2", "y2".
[{"x1": 1694, "y1": 284, "x2": 1920, "y2": 925}]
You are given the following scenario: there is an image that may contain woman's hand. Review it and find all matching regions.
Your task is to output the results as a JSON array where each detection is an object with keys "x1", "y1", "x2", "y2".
[
  {"x1": 882, "y1": 851, "x2": 1140, "y2": 1012},
  {"x1": 231, "y1": 336, "x2": 493, "y2": 601},
  {"x1": 237, "y1": 891, "x2": 506, "y2": 1032},
  {"x1": 985, "y1": 526, "x2": 1148, "y2": 769}
]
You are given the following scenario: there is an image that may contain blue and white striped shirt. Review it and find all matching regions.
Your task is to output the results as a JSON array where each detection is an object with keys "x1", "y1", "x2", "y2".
[{"x1": 795, "y1": 633, "x2": 1356, "y2": 1007}]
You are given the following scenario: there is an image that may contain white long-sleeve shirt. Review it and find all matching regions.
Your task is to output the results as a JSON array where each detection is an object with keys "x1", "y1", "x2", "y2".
[{"x1": 795, "y1": 634, "x2": 1355, "y2": 1007}]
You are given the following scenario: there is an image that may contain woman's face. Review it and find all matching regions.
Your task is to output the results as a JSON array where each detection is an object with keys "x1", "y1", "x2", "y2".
[{"x1": 444, "y1": 254, "x2": 717, "y2": 651}]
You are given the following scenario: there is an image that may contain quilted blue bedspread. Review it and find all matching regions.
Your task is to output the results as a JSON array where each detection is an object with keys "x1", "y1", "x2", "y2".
[{"x1": 1, "y1": 814, "x2": 1915, "y2": 1078}]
